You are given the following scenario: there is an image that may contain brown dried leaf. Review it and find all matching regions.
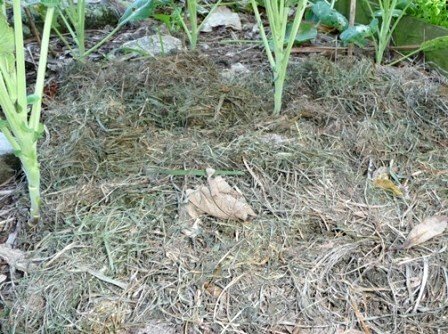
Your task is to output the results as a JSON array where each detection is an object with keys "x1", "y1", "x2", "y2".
[
  {"x1": 0, "y1": 243, "x2": 34, "y2": 272},
  {"x1": 184, "y1": 168, "x2": 257, "y2": 222},
  {"x1": 402, "y1": 215, "x2": 448, "y2": 249},
  {"x1": 373, "y1": 178, "x2": 403, "y2": 197}
]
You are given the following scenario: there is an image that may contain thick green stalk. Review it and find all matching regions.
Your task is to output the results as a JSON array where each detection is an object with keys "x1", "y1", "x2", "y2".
[
  {"x1": 77, "y1": 0, "x2": 86, "y2": 57},
  {"x1": 12, "y1": 0, "x2": 27, "y2": 115},
  {"x1": 252, "y1": 0, "x2": 307, "y2": 115},
  {"x1": 30, "y1": 7, "x2": 54, "y2": 130},
  {"x1": 188, "y1": 0, "x2": 198, "y2": 49},
  {"x1": 20, "y1": 144, "x2": 41, "y2": 222}
]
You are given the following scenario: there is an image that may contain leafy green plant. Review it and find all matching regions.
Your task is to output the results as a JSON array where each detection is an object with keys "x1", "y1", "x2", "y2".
[
  {"x1": 52, "y1": 0, "x2": 87, "y2": 58},
  {"x1": 0, "y1": 0, "x2": 57, "y2": 223},
  {"x1": 311, "y1": 0, "x2": 348, "y2": 31},
  {"x1": 53, "y1": 0, "x2": 163, "y2": 61},
  {"x1": 340, "y1": 18, "x2": 378, "y2": 47},
  {"x1": 251, "y1": 0, "x2": 308, "y2": 115},
  {"x1": 176, "y1": 0, "x2": 222, "y2": 50},
  {"x1": 365, "y1": 0, "x2": 412, "y2": 64},
  {"x1": 409, "y1": 0, "x2": 448, "y2": 28}
]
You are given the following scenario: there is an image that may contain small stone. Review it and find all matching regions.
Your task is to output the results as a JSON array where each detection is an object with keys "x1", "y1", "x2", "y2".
[
  {"x1": 120, "y1": 35, "x2": 183, "y2": 57},
  {"x1": 201, "y1": 7, "x2": 242, "y2": 32},
  {"x1": 221, "y1": 62, "x2": 250, "y2": 80}
]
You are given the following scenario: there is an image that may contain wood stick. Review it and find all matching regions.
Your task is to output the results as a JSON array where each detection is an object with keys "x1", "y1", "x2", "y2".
[
  {"x1": 291, "y1": 45, "x2": 421, "y2": 54},
  {"x1": 348, "y1": 0, "x2": 357, "y2": 56}
]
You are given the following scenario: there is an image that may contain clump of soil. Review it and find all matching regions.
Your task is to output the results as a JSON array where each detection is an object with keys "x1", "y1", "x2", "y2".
[{"x1": 1, "y1": 54, "x2": 447, "y2": 333}]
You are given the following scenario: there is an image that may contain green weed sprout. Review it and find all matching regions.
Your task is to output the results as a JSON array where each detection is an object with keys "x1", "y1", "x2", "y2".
[
  {"x1": 52, "y1": 0, "x2": 87, "y2": 59},
  {"x1": 365, "y1": 0, "x2": 411, "y2": 64},
  {"x1": 177, "y1": 0, "x2": 222, "y2": 50},
  {"x1": 251, "y1": 0, "x2": 308, "y2": 115},
  {"x1": 0, "y1": 0, "x2": 57, "y2": 223}
]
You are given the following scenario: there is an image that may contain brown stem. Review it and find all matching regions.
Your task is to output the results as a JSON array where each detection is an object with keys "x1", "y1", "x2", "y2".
[{"x1": 24, "y1": 7, "x2": 41, "y2": 44}]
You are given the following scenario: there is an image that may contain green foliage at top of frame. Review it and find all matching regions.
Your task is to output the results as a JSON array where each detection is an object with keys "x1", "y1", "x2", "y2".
[
  {"x1": 119, "y1": 0, "x2": 167, "y2": 25},
  {"x1": 311, "y1": 0, "x2": 348, "y2": 31},
  {"x1": 409, "y1": 0, "x2": 448, "y2": 28}
]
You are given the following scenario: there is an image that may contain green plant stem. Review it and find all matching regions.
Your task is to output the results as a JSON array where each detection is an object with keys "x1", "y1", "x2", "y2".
[
  {"x1": 178, "y1": 0, "x2": 222, "y2": 50},
  {"x1": 77, "y1": 0, "x2": 86, "y2": 57},
  {"x1": 365, "y1": 0, "x2": 410, "y2": 64},
  {"x1": 30, "y1": 7, "x2": 54, "y2": 130},
  {"x1": 12, "y1": 0, "x2": 27, "y2": 115},
  {"x1": 188, "y1": 0, "x2": 198, "y2": 49},
  {"x1": 28, "y1": 7, "x2": 55, "y2": 221},
  {"x1": 251, "y1": 0, "x2": 307, "y2": 115},
  {"x1": 83, "y1": 23, "x2": 124, "y2": 57},
  {"x1": 1, "y1": 2, "x2": 55, "y2": 222}
]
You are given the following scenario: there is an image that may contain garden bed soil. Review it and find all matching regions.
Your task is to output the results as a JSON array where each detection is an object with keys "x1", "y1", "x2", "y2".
[{"x1": 0, "y1": 51, "x2": 447, "y2": 333}]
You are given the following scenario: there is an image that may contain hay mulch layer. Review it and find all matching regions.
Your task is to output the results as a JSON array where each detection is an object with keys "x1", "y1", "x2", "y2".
[{"x1": 1, "y1": 54, "x2": 447, "y2": 333}]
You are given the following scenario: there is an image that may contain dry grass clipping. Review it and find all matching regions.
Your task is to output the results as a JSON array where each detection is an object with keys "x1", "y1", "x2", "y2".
[{"x1": 0, "y1": 54, "x2": 447, "y2": 333}]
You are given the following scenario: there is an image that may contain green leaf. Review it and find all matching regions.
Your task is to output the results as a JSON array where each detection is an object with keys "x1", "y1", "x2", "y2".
[
  {"x1": 0, "y1": 14, "x2": 14, "y2": 56},
  {"x1": 420, "y1": 36, "x2": 448, "y2": 52},
  {"x1": 396, "y1": 0, "x2": 412, "y2": 10},
  {"x1": 340, "y1": 19, "x2": 378, "y2": 47},
  {"x1": 119, "y1": 0, "x2": 160, "y2": 25},
  {"x1": 311, "y1": 1, "x2": 349, "y2": 31},
  {"x1": 285, "y1": 22, "x2": 317, "y2": 45}
]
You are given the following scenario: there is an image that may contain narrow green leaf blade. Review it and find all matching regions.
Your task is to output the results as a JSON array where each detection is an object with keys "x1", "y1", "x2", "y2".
[{"x1": 420, "y1": 36, "x2": 448, "y2": 52}]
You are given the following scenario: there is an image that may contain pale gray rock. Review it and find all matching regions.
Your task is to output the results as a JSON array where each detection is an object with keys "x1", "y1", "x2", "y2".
[
  {"x1": 120, "y1": 35, "x2": 183, "y2": 57},
  {"x1": 201, "y1": 7, "x2": 242, "y2": 32},
  {"x1": 221, "y1": 62, "x2": 250, "y2": 80}
]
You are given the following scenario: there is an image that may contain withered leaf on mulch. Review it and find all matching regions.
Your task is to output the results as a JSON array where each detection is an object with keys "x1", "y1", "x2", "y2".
[
  {"x1": 180, "y1": 168, "x2": 256, "y2": 236},
  {"x1": 402, "y1": 215, "x2": 448, "y2": 249}
]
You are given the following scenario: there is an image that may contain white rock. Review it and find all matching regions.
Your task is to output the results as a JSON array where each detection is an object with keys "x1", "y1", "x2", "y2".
[
  {"x1": 0, "y1": 132, "x2": 14, "y2": 156},
  {"x1": 221, "y1": 62, "x2": 250, "y2": 80},
  {"x1": 201, "y1": 7, "x2": 242, "y2": 32},
  {"x1": 121, "y1": 35, "x2": 183, "y2": 57}
]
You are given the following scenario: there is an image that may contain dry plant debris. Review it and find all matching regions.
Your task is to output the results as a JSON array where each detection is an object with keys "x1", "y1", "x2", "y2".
[
  {"x1": 402, "y1": 215, "x2": 448, "y2": 249},
  {"x1": 0, "y1": 243, "x2": 34, "y2": 273},
  {"x1": 0, "y1": 55, "x2": 447, "y2": 333},
  {"x1": 181, "y1": 168, "x2": 256, "y2": 236}
]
